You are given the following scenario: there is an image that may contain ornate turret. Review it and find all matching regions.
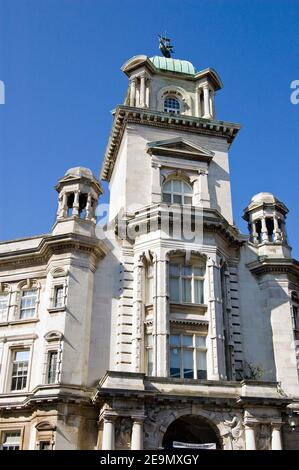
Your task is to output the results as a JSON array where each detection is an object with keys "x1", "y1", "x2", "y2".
[
  {"x1": 52, "y1": 167, "x2": 102, "y2": 236},
  {"x1": 243, "y1": 192, "x2": 291, "y2": 257}
]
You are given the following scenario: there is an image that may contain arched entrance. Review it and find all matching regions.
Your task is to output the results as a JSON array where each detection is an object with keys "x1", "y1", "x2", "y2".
[{"x1": 162, "y1": 415, "x2": 222, "y2": 449}]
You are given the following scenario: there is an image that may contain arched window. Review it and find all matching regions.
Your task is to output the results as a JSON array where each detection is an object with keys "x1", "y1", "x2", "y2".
[
  {"x1": 162, "y1": 179, "x2": 192, "y2": 205},
  {"x1": 164, "y1": 97, "x2": 180, "y2": 114}
]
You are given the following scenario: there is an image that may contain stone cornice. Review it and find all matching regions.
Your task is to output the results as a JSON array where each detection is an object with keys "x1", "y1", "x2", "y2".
[
  {"x1": 0, "y1": 232, "x2": 108, "y2": 270},
  {"x1": 247, "y1": 257, "x2": 299, "y2": 278},
  {"x1": 0, "y1": 384, "x2": 94, "y2": 410},
  {"x1": 114, "y1": 204, "x2": 244, "y2": 247},
  {"x1": 100, "y1": 106, "x2": 241, "y2": 181}
]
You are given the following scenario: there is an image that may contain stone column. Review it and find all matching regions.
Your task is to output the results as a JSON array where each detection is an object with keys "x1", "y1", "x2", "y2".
[
  {"x1": 261, "y1": 217, "x2": 268, "y2": 242},
  {"x1": 140, "y1": 75, "x2": 146, "y2": 108},
  {"x1": 102, "y1": 416, "x2": 116, "y2": 450},
  {"x1": 132, "y1": 256, "x2": 144, "y2": 372},
  {"x1": 203, "y1": 85, "x2": 211, "y2": 119},
  {"x1": 85, "y1": 193, "x2": 92, "y2": 220},
  {"x1": 154, "y1": 255, "x2": 169, "y2": 377},
  {"x1": 131, "y1": 416, "x2": 145, "y2": 450},
  {"x1": 145, "y1": 79, "x2": 150, "y2": 108},
  {"x1": 273, "y1": 216, "x2": 282, "y2": 242},
  {"x1": 59, "y1": 192, "x2": 68, "y2": 218},
  {"x1": 195, "y1": 88, "x2": 201, "y2": 117},
  {"x1": 130, "y1": 78, "x2": 136, "y2": 107},
  {"x1": 72, "y1": 191, "x2": 80, "y2": 217},
  {"x1": 251, "y1": 220, "x2": 259, "y2": 244},
  {"x1": 207, "y1": 258, "x2": 226, "y2": 380},
  {"x1": 244, "y1": 424, "x2": 256, "y2": 450},
  {"x1": 271, "y1": 423, "x2": 283, "y2": 450},
  {"x1": 209, "y1": 89, "x2": 215, "y2": 119},
  {"x1": 136, "y1": 84, "x2": 140, "y2": 108}
]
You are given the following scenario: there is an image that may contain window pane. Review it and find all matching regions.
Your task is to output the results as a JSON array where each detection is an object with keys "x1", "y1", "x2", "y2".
[
  {"x1": 182, "y1": 335, "x2": 193, "y2": 347},
  {"x1": 173, "y1": 180, "x2": 181, "y2": 192},
  {"x1": 162, "y1": 192, "x2": 171, "y2": 203},
  {"x1": 20, "y1": 289, "x2": 37, "y2": 319},
  {"x1": 147, "y1": 349, "x2": 153, "y2": 376},
  {"x1": 195, "y1": 335, "x2": 206, "y2": 348},
  {"x1": 54, "y1": 286, "x2": 64, "y2": 308},
  {"x1": 169, "y1": 278, "x2": 180, "y2": 302},
  {"x1": 2, "y1": 431, "x2": 21, "y2": 450},
  {"x1": 169, "y1": 264, "x2": 179, "y2": 276},
  {"x1": 196, "y1": 350, "x2": 207, "y2": 379},
  {"x1": 184, "y1": 196, "x2": 192, "y2": 205},
  {"x1": 183, "y1": 350, "x2": 193, "y2": 378},
  {"x1": 182, "y1": 266, "x2": 192, "y2": 276},
  {"x1": 11, "y1": 350, "x2": 29, "y2": 391},
  {"x1": 163, "y1": 181, "x2": 172, "y2": 191},
  {"x1": 164, "y1": 97, "x2": 180, "y2": 114},
  {"x1": 182, "y1": 182, "x2": 192, "y2": 194},
  {"x1": 47, "y1": 351, "x2": 58, "y2": 384},
  {"x1": 173, "y1": 194, "x2": 182, "y2": 204},
  {"x1": 15, "y1": 351, "x2": 29, "y2": 362},
  {"x1": 194, "y1": 267, "x2": 205, "y2": 276},
  {"x1": 170, "y1": 348, "x2": 181, "y2": 377},
  {"x1": 182, "y1": 278, "x2": 192, "y2": 302},
  {"x1": 170, "y1": 335, "x2": 180, "y2": 346},
  {"x1": 194, "y1": 280, "x2": 204, "y2": 304}
]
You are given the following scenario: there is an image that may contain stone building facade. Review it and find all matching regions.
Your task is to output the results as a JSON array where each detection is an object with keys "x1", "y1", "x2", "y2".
[{"x1": 0, "y1": 52, "x2": 298, "y2": 450}]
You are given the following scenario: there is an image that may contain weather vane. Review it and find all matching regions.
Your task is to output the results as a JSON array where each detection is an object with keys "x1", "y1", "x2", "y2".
[{"x1": 158, "y1": 34, "x2": 174, "y2": 58}]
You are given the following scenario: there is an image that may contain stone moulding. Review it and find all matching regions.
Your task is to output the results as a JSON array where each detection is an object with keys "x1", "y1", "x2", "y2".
[
  {"x1": 247, "y1": 257, "x2": 299, "y2": 277},
  {"x1": 0, "y1": 233, "x2": 108, "y2": 269},
  {"x1": 100, "y1": 105, "x2": 241, "y2": 181},
  {"x1": 113, "y1": 204, "x2": 244, "y2": 247}
]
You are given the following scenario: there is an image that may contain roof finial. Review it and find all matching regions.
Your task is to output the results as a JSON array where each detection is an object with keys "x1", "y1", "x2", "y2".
[{"x1": 158, "y1": 34, "x2": 174, "y2": 58}]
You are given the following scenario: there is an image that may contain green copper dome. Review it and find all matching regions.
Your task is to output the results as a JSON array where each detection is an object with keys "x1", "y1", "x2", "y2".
[{"x1": 150, "y1": 56, "x2": 196, "y2": 75}]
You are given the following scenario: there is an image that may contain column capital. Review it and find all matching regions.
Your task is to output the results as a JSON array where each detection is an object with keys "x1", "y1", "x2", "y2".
[
  {"x1": 271, "y1": 421, "x2": 283, "y2": 430},
  {"x1": 101, "y1": 411, "x2": 118, "y2": 423},
  {"x1": 131, "y1": 415, "x2": 146, "y2": 423},
  {"x1": 243, "y1": 419, "x2": 258, "y2": 428}
]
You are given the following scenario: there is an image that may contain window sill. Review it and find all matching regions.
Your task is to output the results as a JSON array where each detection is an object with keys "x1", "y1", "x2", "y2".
[
  {"x1": 47, "y1": 307, "x2": 65, "y2": 314},
  {"x1": 170, "y1": 302, "x2": 207, "y2": 313},
  {"x1": 1, "y1": 318, "x2": 39, "y2": 326}
]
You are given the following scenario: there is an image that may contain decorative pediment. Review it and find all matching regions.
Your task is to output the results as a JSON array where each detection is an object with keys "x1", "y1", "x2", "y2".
[
  {"x1": 146, "y1": 137, "x2": 214, "y2": 162},
  {"x1": 35, "y1": 421, "x2": 56, "y2": 431}
]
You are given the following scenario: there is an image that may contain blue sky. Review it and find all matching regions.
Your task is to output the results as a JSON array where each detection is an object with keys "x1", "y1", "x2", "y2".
[{"x1": 0, "y1": 0, "x2": 298, "y2": 256}]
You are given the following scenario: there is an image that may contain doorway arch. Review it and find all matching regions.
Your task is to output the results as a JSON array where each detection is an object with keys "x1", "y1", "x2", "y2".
[{"x1": 162, "y1": 414, "x2": 222, "y2": 449}]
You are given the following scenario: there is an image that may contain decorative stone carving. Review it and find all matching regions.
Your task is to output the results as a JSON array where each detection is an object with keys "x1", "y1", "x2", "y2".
[
  {"x1": 115, "y1": 418, "x2": 132, "y2": 450},
  {"x1": 256, "y1": 424, "x2": 271, "y2": 450},
  {"x1": 144, "y1": 407, "x2": 178, "y2": 449},
  {"x1": 223, "y1": 416, "x2": 244, "y2": 450}
]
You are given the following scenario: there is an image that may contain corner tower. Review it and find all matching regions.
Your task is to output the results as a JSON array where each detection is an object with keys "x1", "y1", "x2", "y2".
[{"x1": 101, "y1": 51, "x2": 240, "y2": 225}]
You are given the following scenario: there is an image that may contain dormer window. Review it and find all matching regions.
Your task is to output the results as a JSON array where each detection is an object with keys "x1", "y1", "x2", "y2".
[
  {"x1": 164, "y1": 97, "x2": 180, "y2": 115},
  {"x1": 162, "y1": 179, "x2": 192, "y2": 205}
]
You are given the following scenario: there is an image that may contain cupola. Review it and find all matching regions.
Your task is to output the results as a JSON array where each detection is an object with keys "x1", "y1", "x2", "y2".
[{"x1": 52, "y1": 167, "x2": 102, "y2": 237}]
